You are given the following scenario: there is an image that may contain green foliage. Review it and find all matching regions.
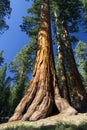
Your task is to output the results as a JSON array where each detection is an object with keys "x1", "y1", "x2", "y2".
[
  {"x1": 55, "y1": 56, "x2": 61, "y2": 85},
  {"x1": 9, "y1": 44, "x2": 34, "y2": 80},
  {"x1": 8, "y1": 0, "x2": 41, "y2": 113},
  {"x1": 0, "y1": 63, "x2": 11, "y2": 119},
  {"x1": 83, "y1": 0, "x2": 87, "y2": 23},
  {"x1": 0, "y1": 51, "x2": 12, "y2": 123},
  {"x1": 55, "y1": 123, "x2": 87, "y2": 130},
  {"x1": 0, "y1": 0, "x2": 11, "y2": 34},
  {"x1": 1, "y1": 125, "x2": 33, "y2": 130},
  {"x1": 8, "y1": 85, "x2": 16, "y2": 115},
  {"x1": 75, "y1": 41, "x2": 87, "y2": 89},
  {"x1": 1, "y1": 122, "x2": 87, "y2": 130},
  {"x1": 20, "y1": 0, "x2": 40, "y2": 36},
  {"x1": 8, "y1": 42, "x2": 37, "y2": 113},
  {"x1": 0, "y1": 0, "x2": 86, "y2": 123},
  {"x1": 51, "y1": 0, "x2": 82, "y2": 33},
  {"x1": 0, "y1": 51, "x2": 4, "y2": 65},
  {"x1": 11, "y1": 78, "x2": 29, "y2": 111}
]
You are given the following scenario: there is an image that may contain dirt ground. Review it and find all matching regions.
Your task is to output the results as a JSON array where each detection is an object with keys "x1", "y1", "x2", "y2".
[{"x1": 0, "y1": 113, "x2": 87, "y2": 129}]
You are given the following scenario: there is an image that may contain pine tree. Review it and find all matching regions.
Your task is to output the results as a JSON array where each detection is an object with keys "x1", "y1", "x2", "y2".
[
  {"x1": 0, "y1": 0, "x2": 11, "y2": 34},
  {"x1": 75, "y1": 41, "x2": 87, "y2": 90},
  {"x1": 83, "y1": 0, "x2": 87, "y2": 24},
  {"x1": 0, "y1": 51, "x2": 4, "y2": 65},
  {"x1": 0, "y1": 62, "x2": 11, "y2": 118}
]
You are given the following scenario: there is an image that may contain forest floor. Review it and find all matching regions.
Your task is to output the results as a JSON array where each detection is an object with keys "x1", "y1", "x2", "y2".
[{"x1": 0, "y1": 113, "x2": 87, "y2": 130}]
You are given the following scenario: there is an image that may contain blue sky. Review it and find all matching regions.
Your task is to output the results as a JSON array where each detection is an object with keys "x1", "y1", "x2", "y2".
[
  {"x1": 0, "y1": 0, "x2": 32, "y2": 65},
  {"x1": 0, "y1": 0, "x2": 87, "y2": 77}
]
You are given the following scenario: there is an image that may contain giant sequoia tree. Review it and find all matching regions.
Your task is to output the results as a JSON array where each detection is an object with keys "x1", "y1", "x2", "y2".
[
  {"x1": 52, "y1": 0, "x2": 87, "y2": 111},
  {"x1": 9, "y1": 0, "x2": 77, "y2": 121},
  {"x1": 54, "y1": 10, "x2": 70, "y2": 102},
  {"x1": 62, "y1": 21, "x2": 87, "y2": 111}
]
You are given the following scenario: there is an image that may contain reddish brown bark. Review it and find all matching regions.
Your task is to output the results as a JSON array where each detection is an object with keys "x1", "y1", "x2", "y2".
[
  {"x1": 62, "y1": 21, "x2": 87, "y2": 111},
  {"x1": 54, "y1": 11, "x2": 70, "y2": 102},
  {"x1": 57, "y1": 40, "x2": 70, "y2": 101},
  {"x1": 9, "y1": 0, "x2": 77, "y2": 122}
]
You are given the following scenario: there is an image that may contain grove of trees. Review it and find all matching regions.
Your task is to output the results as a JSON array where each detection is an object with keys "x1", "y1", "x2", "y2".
[{"x1": 0, "y1": 0, "x2": 87, "y2": 123}]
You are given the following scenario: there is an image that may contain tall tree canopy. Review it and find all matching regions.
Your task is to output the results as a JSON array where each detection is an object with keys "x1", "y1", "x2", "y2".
[
  {"x1": 75, "y1": 41, "x2": 87, "y2": 90},
  {"x1": 9, "y1": 0, "x2": 77, "y2": 122},
  {"x1": 7, "y1": 0, "x2": 87, "y2": 122},
  {"x1": 0, "y1": 0, "x2": 11, "y2": 34},
  {"x1": 52, "y1": 0, "x2": 87, "y2": 111},
  {"x1": 0, "y1": 51, "x2": 11, "y2": 119},
  {"x1": 83, "y1": 0, "x2": 87, "y2": 23}
]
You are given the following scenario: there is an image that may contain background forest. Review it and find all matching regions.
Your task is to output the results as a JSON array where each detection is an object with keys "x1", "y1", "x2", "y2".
[{"x1": 0, "y1": 0, "x2": 87, "y2": 123}]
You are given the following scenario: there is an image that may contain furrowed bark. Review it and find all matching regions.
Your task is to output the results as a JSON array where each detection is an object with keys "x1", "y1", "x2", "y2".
[
  {"x1": 54, "y1": 11, "x2": 70, "y2": 102},
  {"x1": 62, "y1": 21, "x2": 87, "y2": 112},
  {"x1": 9, "y1": 0, "x2": 77, "y2": 122}
]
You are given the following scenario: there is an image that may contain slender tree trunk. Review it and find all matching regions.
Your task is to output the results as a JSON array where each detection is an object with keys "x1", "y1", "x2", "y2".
[
  {"x1": 9, "y1": 0, "x2": 77, "y2": 122},
  {"x1": 54, "y1": 11, "x2": 70, "y2": 102},
  {"x1": 62, "y1": 21, "x2": 87, "y2": 111}
]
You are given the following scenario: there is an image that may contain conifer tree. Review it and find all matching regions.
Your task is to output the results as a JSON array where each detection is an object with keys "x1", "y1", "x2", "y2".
[
  {"x1": 0, "y1": 52, "x2": 11, "y2": 118},
  {"x1": 75, "y1": 41, "x2": 87, "y2": 90},
  {"x1": 52, "y1": 0, "x2": 87, "y2": 111},
  {"x1": 54, "y1": 10, "x2": 70, "y2": 102},
  {"x1": 62, "y1": 15, "x2": 87, "y2": 112},
  {"x1": 0, "y1": 0, "x2": 11, "y2": 34},
  {"x1": 9, "y1": 0, "x2": 77, "y2": 122},
  {"x1": 14, "y1": 0, "x2": 87, "y2": 112},
  {"x1": 83, "y1": 0, "x2": 87, "y2": 24},
  {"x1": 0, "y1": 51, "x2": 4, "y2": 65}
]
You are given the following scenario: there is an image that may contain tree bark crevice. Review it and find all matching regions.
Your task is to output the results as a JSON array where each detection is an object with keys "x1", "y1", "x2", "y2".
[
  {"x1": 62, "y1": 21, "x2": 87, "y2": 111},
  {"x1": 9, "y1": 0, "x2": 77, "y2": 122}
]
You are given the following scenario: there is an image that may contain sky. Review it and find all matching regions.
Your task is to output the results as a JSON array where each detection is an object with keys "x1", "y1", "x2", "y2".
[
  {"x1": 0, "y1": 0, "x2": 32, "y2": 65},
  {"x1": 0, "y1": 0, "x2": 87, "y2": 77}
]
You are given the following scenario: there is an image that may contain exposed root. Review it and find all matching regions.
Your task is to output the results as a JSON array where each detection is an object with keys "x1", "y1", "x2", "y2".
[
  {"x1": 30, "y1": 95, "x2": 53, "y2": 121},
  {"x1": 9, "y1": 83, "x2": 38, "y2": 122},
  {"x1": 21, "y1": 88, "x2": 46, "y2": 121},
  {"x1": 8, "y1": 112, "x2": 22, "y2": 122},
  {"x1": 54, "y1": 84, "x2": 77, "y2": 115}
]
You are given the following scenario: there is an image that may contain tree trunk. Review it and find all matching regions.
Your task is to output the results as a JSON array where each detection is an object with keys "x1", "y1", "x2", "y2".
[
  {"x1": 54, "y1": 11, "x2": 70, "y2": 102},
  {"x1": 9, "y1": 0, "x2": 77, "y2": 122},
  {"x1": 62, "y1": 21, "x2": 87, "y2": 112}
]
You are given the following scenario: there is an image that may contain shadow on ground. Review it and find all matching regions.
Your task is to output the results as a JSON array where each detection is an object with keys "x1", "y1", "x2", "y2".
[{"x1": 1, "y1": 122, "x2": 87, "y2": 130}]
